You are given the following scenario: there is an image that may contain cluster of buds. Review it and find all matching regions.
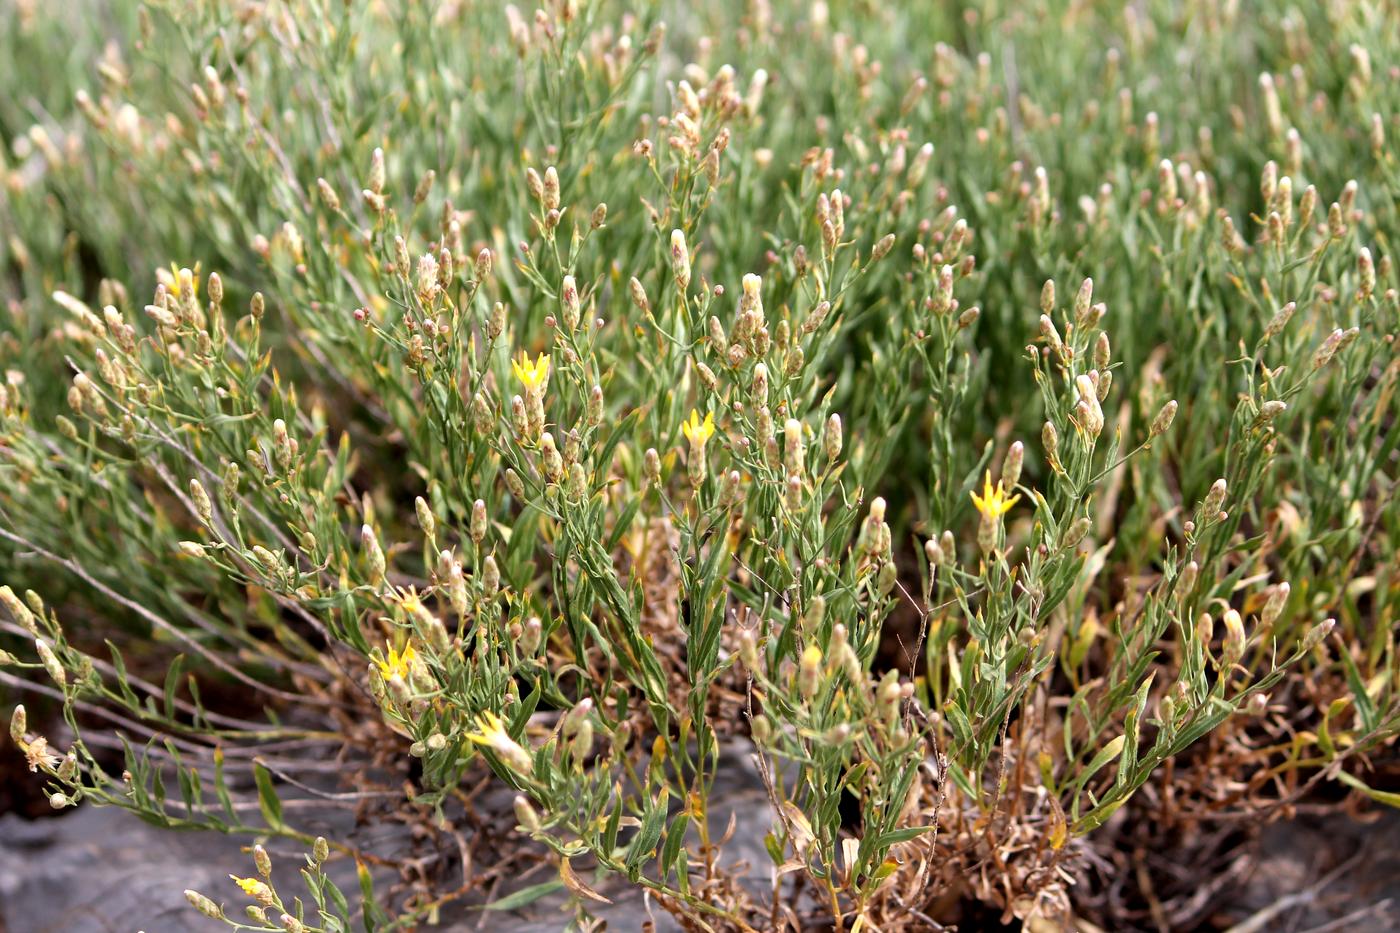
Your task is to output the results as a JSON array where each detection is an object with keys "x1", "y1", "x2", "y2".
[
  {"x1": 659, "y1": 65, "x2": 753, "y2": 177},
  {"x1": 856, "y1": 497, "x2": 893, "y2": 581},
  {"x1": 1186, "y1": 478, "x2": 1229, "y2": 535},
  {"x1": 816, "y1": 189, "x2": 846, "y2": 260},
  {"x1": 525, "y1": 164, "x2": 563, "y2": 232},
  {"x1": 1154, "y1": 159, "x2": 1215, "y2": 229},
  {"x1": 927, "y1": 263, "x2": 956, "y2": 317},
  {"x1": 438, "y1": 549, "x2": 469, "y2": 618},
  {"x1": 561, "y1": 698, "x2": 595, "y2": 767},
  {"x1": 1071, "y1": 373, "x2": 1105, "y2": 439},
  {"x1": 876, "y1": 670, "x2": 915, "y2": 740},
  {"x1": 714, "y1": 272, "x2": 772, "y2": 366},
  {"x1": 1311, "y1": 326, "x2": 1359, "y2": 371},
  {"x1": 828, "y1": 624, "x2": 862, "y2": 684},
  {"x1": 924, "y1": 529, "x2": 956, "y2": 571}
]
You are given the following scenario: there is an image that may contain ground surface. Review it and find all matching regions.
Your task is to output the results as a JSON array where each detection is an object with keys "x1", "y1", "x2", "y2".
[{"x1": 3, "y1": 802, "x2": 1398, "y2": 932}]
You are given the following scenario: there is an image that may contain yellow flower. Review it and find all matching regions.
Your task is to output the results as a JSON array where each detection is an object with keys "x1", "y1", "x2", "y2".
[
  {"x1": 463, "y1": 710, "x2": 508, "y2": 746},
  {"x1": 681, "y1": 409, "x2": 716, "y2": 446},
  {"x1": 159, "y1": 261, "x2": 201, "y2": 300},
  {"x1": 229, "y1": 875, "x2": 268, "y2": 898},
  {"x1": 463, "y1": 710, "x2": 534, "y2": 774},
  {"x1": 511, "y1": 352, "x2": 551, "y2": 393},
  {"x1": 970, "y1": 470, "x2": 1020, "y2": 520},
  {"x1": 373, "y1": 642, "x2": 416, "y2": 681}
]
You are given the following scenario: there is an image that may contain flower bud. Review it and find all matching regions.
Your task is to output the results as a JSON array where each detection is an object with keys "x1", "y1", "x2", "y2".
[
  {"x1": 1178, "y1": 560, "x2": 1199, "y2": 598},
  {"x1": 737, "y1": 628, "x2": 760, "y2": 672},
  {"x1": 587, "y1": 385, "x2": 604, "y2": 425},
  {"x1": 190, "y1": 478, "x2": 213, "y2": 525},
  {"x1": 520, "y1": 617, "x2": 542, "y2": 655},
  {"x1": 1074, "y1": 278, "x2": 1094, "y2": 329},
  {"x1": 783, "y1": 419, "x2": 805, "y2": 475},
  {"x1": 0, "y1": 586, "x2": 37, "y2": 634},
  {"x1": 1313, "y1": 328, "x2": 1347, "y2": 370},
  {"x1": 785, "y1": 474, "x2": 803, "y2": 510},
  {"x1": 670, "y1": 229, "x2": 691, "y2": 290},
  {"x1": 1002, "y1": 441, "x2": 1023, "y2": 490},
  {"x1": 1094, "y1": 332, "x2": 1111, "y2": 370},
  {"x1": 1202, "y1": 478, "x2": 1227, "y2": 519},
  {"x1": 824, "y1": 413, "x2": 843, "y2": 461},
  {"x1": 1261, "y1": 582, "x2": 1289, "y2": 630},
  {"x1": 1358, "y1": 247, "x2": 1376, "y2": 301},
  {"x1": 367, "y1": 146, "x2": 386, "y2": 194},
  {"x1": 1301, "y1": 618, "x2": 1335, "y2": 653},
  {"x1": 567, "y1": 462, "x2": 588, "y2": 501},
  {"x1": 504, "y1": 468, "x2": 526, "y2": 499},
  {"x1": 629, "y1": 276, "x2": 650, "y2": 314},
  {"x1": 361, "y1": 524, "x2": 386, "y2": 585},
  {"x1": 540, "y1": 433, "x2": 563, "y2": 483},
  {"x1": 799, "y1": 644, "x2": 823, "y2": 699},
  {"x1": 514, "y1": 795, "x2": 541, "y2": 832},
  {"x1": 1063, "y1": 516, "x2": 1092, "y2": 549},
  {"x1": 1221, "y1": 608, "x2": 1246, "y2": 667},
  {"x1": 1263, "y1": 302, "x2": 1296, "y2": 341},
  {"x1": 1255, "y1": 400, "x2": 1287, "y2": 425},
  {"x1": 871, "y1": 234, "x2": 896, "y2": 263},
  {"x1": 542, "y1": 166, "x2": 560, "y2": 212},
  {"x1": 482, "y1": 555, "x2": 500, "y2": 599},
  {"x1": 560, "y1": 274, "x2": 580, "y2": 330},
  {"x1": 185, "y1": 890, "x2": 223, "y2": 920},
  {"x1": 643, "y1": 447, "x2": 662, "y2": 487},
  {"x1": 1039, "y1": 315, "x2": 1063, "y2": 355},
  {"x1": 415, "y1": 496, "x2": 435, "y2": 538},
  {"x1": 1150, "y1": 399, "x2": 1178, "y2": 437},
  {"x1": 470, "y1": 499, "x2": 488, "y2": 545},
  {"x1": 36, "y1": 639, "x2": 65, "y2": 687}
]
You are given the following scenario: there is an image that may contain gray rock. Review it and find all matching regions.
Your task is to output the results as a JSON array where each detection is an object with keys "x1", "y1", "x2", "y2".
[{"x1": 0, "y1": 746, "x2": 778, "y2": 932}]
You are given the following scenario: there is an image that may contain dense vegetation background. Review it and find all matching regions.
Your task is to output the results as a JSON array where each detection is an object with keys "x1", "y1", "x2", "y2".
[{"x1": 1, "y1": 1, "x2": 1396, "y2": 930}]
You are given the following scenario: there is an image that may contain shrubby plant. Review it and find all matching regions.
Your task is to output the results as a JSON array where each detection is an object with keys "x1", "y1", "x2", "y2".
[{"x1": 1, "y1": 1, "x2": 1397, "y2": 930}]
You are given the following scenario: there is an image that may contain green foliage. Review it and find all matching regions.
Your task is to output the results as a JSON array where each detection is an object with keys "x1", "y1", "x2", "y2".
[{"x1": 1, "y1": 0, "x2": 1397, "y2": 929}]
